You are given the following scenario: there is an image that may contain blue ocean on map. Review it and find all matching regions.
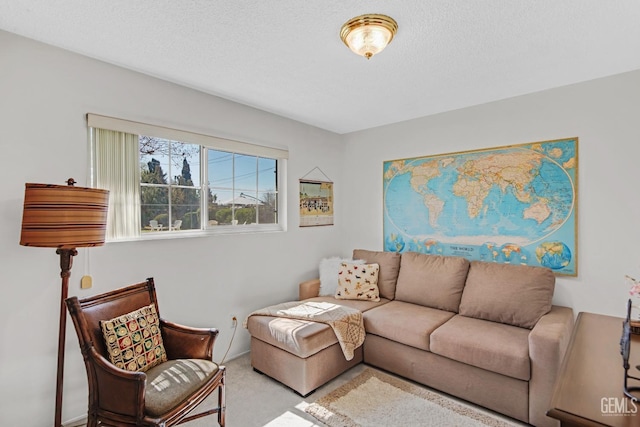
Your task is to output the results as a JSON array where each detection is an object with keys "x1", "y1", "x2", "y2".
[{"x1": 383, "y1": 140, "x2": 577, "y2": 274}]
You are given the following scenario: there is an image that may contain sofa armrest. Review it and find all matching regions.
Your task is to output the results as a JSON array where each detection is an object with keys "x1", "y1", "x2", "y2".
[
  {"x1": 528, "y1": 305, "x2": 574, "y2": 427},
  {"x1": 299, "y1": 278, "x2": 321, "y2": 300}
]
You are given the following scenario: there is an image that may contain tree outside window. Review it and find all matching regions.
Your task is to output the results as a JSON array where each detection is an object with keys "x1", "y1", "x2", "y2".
[{"x1": 140, "y1": 137, "x2": 202, "y2": 231}]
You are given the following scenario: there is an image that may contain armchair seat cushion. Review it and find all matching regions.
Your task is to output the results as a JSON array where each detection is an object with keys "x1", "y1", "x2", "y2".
[{"x1": 145, "y1": 359, "x2": 219, "y2": 416}]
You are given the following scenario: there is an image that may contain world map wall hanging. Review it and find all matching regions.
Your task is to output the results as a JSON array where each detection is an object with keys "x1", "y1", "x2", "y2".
[{"x1": 383, "y1": 137, "x2": 578, "y2": 276}]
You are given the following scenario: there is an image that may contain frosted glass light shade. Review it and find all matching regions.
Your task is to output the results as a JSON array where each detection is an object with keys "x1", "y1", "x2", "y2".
[{"x1": 340, "y1": 14, "x2": 398, "y2": 59}]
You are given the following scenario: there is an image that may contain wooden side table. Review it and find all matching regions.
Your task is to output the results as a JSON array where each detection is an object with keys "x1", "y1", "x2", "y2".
[{"x1": 547, "y1": 312, "x2": 640, "y2": 427}]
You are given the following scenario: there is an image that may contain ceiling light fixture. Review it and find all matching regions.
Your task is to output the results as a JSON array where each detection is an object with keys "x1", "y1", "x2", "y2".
[{"x1": 340, "y1": 14, "x2": 398, "y2": 60}]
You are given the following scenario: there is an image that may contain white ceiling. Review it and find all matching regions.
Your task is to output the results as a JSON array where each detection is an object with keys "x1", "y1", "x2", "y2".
[{"x1": 1, "y1": 1, "x2": 639, "y2": 134}]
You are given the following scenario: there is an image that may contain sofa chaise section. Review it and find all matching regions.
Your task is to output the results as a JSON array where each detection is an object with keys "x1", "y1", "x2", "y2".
[
  {"x1": 247, "y1": 297, "x2": 389, "y2": 396},
  {"x1": 246, "y1": 251, "x2": 402, "y2": 396}
]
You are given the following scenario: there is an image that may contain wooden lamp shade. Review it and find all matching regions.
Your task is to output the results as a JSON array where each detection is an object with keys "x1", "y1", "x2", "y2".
[
  {"x1": 20, "y1": 181, "x2": 109, "y2": 248},
  {"x1": 20, "y1": 179, "x2": 109, "y2": 427}
]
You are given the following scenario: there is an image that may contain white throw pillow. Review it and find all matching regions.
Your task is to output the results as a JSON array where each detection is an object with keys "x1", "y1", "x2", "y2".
[{"x1": 318, "y1": 257, "x2": 364, "y2": 296}]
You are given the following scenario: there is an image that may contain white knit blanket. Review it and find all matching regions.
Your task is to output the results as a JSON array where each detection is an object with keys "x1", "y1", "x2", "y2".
[{"x1": 244, "y1": 301, "x2": 365, "y2": 360}]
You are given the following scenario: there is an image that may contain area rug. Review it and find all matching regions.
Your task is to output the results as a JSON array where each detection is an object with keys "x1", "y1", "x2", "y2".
[{"x1": 305, "y1": 369, "x2": 522, "y2": 427}]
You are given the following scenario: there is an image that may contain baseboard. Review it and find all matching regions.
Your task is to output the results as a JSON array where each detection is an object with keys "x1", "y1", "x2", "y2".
[
  {"x1": 62, "y1": 414, "x2": 86, "y2": 427},
  {"x1": 219, "y1": 349, "x2": 250, "y2": 364}
]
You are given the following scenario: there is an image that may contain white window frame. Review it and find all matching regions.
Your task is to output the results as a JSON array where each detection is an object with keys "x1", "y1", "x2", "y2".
[{"x1": 88, "y1": 113, "x2": 288, "y2": 242}]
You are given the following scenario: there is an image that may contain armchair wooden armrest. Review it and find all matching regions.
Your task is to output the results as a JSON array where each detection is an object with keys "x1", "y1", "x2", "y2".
[
  {"x1": 85, "y1": 346, "x2": 146, "y2": 418},
  {"x1": 299, "y1": 278, "x2": 321, "y2": 300},
  {"x1": 160, "y1": 319, "x2": 219, "y2": 360}
]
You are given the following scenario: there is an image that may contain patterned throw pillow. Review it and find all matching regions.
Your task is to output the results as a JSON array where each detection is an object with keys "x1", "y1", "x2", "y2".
[
  {"x1": 100, "y1": 304, "x2": 167, "y2": 372},
  {"x1": 335, "y1": 262, "x2": 380, "y2": 301}
]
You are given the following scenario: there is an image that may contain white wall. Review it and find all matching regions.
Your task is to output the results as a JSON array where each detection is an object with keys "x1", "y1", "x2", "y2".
[
  {"x1": 0, "y1": 30, "x2": 346, "y2": 426},
  {"x1": 3, "y1": 26, "x2": 640, "y2": 426},
  {"x1": 341, "y1": 69, "x2": 640, "y2": 319}
]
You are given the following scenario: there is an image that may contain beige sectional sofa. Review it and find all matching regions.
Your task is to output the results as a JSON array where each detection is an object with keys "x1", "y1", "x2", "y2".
[{"x1": 246, "y1": 249, "x2": 574, "y2": 427}]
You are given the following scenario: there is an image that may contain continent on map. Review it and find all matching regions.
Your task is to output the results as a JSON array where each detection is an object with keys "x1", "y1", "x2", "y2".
[
  {"x1": 500, "y1": 243, "x2": 528, "y2": 264},
  {"x1": 423, "y1": 194, "x2": 445, "y2": 227},
  {"x1": 452, "y1": 152, "x2": 545, "y2": 219},
  {"x1": 523, "y1": 201, "x2": 551, "y2": 224},
  {"x1": 404, "y1": 160, "x2": 446, "y2": 225},
  {"x1": 536, "y1": 241, "x2": 572, "y2": 270},
  {"x1": 384, "y1": 160, "x2": 408, "y2": 180},
  {"x1": 548, "y1": 148, "x2": 563, "y2": 158},
  {"x1": 409, "y1": 160, "x2": 441, "y2": 192},
  {"x1": 563, "y1": 157, "x2": 576, "y2": 169},
  {"x1": 452, "y1": 176, "x2": 492, "y2": 218}
]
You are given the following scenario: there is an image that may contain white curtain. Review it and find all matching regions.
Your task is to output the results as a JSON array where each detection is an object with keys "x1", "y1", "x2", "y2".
[{"x1": 95, "y1": 129, "x2": 140, "y2": 240}]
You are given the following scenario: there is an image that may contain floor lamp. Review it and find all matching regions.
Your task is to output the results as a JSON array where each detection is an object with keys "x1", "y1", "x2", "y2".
[{"x1": 20, "y1": 178, "x2": 109, "y2": 427}]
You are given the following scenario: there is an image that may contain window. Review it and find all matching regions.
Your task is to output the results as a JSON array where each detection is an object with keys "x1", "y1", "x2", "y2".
[
  {"x1": 207, "y1": 150, "x2": 278, "y2": 226},
  {"x1": 139, "y1": 138, "x2": 202, "y2": 231},
  {"x1": 88, "y1": 114, "x2": 287, "y2": 241}
]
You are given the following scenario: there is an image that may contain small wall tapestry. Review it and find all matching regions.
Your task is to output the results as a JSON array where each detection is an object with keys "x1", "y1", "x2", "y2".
[
  {"x1": 300, "y1": 167, "x2": 334, "y2": 227},
  {"x1": 383, "y1": 137, "x2": 578, "y2": 276}
]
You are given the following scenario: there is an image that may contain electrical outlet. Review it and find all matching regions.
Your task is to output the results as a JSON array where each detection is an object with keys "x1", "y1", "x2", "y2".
[{"x1": 231, "y1": 315, "x2": 237, "y2": 328}]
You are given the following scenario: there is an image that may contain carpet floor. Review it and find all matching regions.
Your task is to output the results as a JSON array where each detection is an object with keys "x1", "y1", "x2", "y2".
[
  {"x1": 305, "y1": 368, "x2": 522, "y2": 427},
  {"x1": 69, "y1": 352, "x2": 527, "y2": 427},
  {"x1": 186, "y1": 353, "x2": 526, "y2": 427}
]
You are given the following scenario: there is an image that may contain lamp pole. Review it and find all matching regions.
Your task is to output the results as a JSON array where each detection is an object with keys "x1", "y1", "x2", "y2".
[{"x1": 54, "y1": 248, "x2": 77, "y2": 427}]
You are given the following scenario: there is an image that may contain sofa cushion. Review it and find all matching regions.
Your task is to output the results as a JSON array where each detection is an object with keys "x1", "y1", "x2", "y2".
[
  {"x1": 336, "y1": 262, "x2": 380, "y2": 301},
  {"x1": 353, "y1": 249, "x2": 401, "y2": 300},
  {"x1": 363, "y1": 301, "x2": 455, "y2": 351},
  {"x1": 459, "y1": 261, "x2": 555, "y2": 329},
  {"x1": 430, "y1": 315, "x2": 531, "y2": 381},
  {"x1": 394, "y1": 253, "x2": 470, "y2": 312}
]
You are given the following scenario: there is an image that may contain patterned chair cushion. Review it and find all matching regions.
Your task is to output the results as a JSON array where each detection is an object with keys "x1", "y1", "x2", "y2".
[{"x1": 100, "y1": 304, "x2": 167, "y2": 372}]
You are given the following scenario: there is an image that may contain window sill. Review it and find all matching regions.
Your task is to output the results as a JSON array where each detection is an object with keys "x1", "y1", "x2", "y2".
[{"x1": 107, "y1": 224, "x2": 285, "y2": 243}]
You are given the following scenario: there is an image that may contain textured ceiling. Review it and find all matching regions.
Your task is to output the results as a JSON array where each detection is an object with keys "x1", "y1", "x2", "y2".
[{"x1": 1, "y1": 1, "x2": 639, "y2": 134}]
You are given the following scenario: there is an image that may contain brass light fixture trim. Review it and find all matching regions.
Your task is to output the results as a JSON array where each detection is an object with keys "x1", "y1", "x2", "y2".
[{"x1": 340, "y1": 14, "x2": 398, "y2": 60}]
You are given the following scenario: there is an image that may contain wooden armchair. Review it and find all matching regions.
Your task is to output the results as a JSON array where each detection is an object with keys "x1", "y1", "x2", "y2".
[{"x1": 65, "y1": 278, "x2": 225, "y2": 426}]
